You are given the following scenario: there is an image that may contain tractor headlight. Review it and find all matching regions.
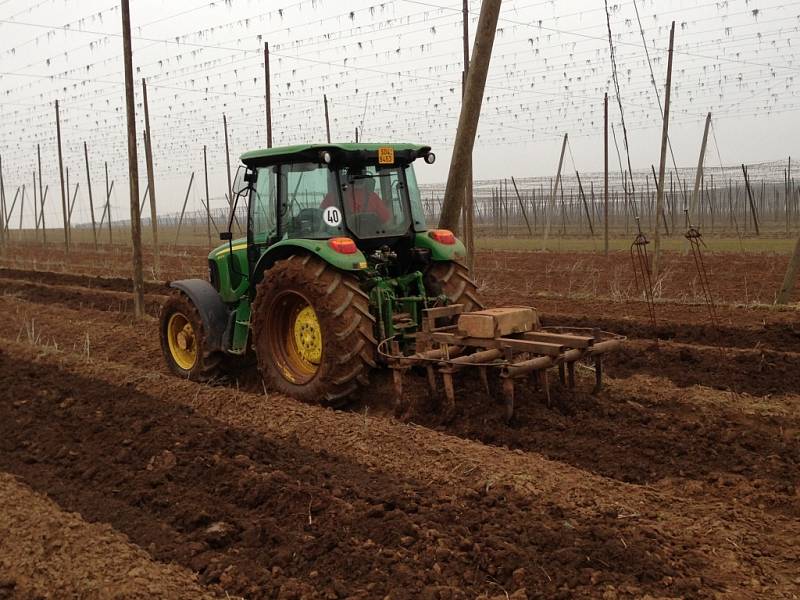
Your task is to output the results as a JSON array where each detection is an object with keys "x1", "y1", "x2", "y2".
[
  {"x1": 424, "y1": 152, "x2": 436, "y2": 164},
  {"x1": 321, "y1": 151, "x2": 332, "y2": 164}
]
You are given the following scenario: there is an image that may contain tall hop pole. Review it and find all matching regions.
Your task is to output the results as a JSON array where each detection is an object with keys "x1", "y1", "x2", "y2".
[
  {"x1": 0, "y1": 154, "x2": 6, "y2": 249},
  {"x1": 142, "y1": 78, "x2": 160, "y2": 275},
  {"x1": 439, "y1": 0, "x2": 502, "y2": 232},
  {"x1": 653, "y1": 21, "x2": 676, "y2": 280},
  {"x1": 37, "y1": 144, "x2": 46, "y2": 244},
  {"x1": 604, "y1": 93, "x2": 609, "y2": 255},
  {"x1": 462, "y1": 0, "x2": 475, "y2": 270},
  {"x1": 264, "y1": 42, "x2": 273, "y2": 148},
  {"x1": 83, "y1": 142, "x2": 98, "y2": 250},
  {"x1": 121, "y1": 0, "x2": 145, "y2": 317},
  {"x1": 55, "y1": 100, "x2": 69, "y2": 252}
]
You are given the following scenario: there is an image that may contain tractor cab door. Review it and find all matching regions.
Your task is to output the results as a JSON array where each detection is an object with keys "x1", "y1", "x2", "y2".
[{"x1": 247, "y1": 165, "x2": 278, "y2": 274}]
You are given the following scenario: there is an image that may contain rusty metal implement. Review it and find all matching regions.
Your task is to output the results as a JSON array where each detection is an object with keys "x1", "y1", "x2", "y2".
[{"x1": 382, "y1": 304, "x2": 624, "y2": 422}]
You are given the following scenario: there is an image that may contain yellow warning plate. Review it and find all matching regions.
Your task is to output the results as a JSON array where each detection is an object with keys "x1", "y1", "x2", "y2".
[{"x1": 378, "y1": 146, "x2": 394, "y2": 164}]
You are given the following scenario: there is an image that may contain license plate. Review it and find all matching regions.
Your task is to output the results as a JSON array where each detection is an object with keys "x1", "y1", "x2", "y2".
[{"x1": 378, "y1": 147, "x2": 394, "y2": 164}]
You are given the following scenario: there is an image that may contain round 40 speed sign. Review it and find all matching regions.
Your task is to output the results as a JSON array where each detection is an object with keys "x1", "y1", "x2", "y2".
[{"x1": 323, "y1": 206, "x2": 342, "y2": 227}]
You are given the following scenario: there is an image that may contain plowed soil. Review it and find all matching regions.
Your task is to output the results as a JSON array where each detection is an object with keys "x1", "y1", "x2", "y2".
[{"x1": 0, "y1": 242, "x2": 799, "y2": 598}]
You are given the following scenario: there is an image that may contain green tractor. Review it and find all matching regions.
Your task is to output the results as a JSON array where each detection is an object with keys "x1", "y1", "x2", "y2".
[{"x1": 160, "y1": 143, "x2": 483, "y2": 404}]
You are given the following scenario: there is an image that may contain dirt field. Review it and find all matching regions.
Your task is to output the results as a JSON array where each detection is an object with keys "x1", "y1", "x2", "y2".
[{"x1": 0, "y1": 242, "x2": 798, "y2": 598}]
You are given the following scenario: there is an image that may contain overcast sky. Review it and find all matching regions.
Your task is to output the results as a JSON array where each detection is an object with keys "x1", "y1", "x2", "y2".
[{"x1": 0, "y1": 0, "x2": 797, "y2": 225}]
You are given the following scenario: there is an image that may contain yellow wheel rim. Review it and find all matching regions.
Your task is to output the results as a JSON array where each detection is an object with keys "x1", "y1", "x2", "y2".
[
  {"x1": 167, "y1": 312, "x2": 197, "y2": 371},
  {"x1": 292, "y1": 305, "x2": 322, "y2": 366},
  {"x1": 268, "y1": 292, "x2": 322, "y2": 385}
]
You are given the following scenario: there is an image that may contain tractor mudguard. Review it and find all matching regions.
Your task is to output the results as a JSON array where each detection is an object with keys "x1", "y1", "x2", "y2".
[
  {"x1": 251, "y1": 238, "x2": 367, "y2": 285},
  {"x1": 169, "y1": 279, "x2": 231, "y2": 352},
  {"x1": 414, "y1": 231, "x2": 467, "y2": 263}
]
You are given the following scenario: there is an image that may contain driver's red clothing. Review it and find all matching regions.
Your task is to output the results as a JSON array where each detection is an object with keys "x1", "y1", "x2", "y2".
[{"x1": 321, "y1": 188, "x2": 391, "y2": 224}]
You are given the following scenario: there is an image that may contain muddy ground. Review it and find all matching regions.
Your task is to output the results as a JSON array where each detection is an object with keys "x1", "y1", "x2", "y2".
[{"x1": 0, "y1": 243, "x2": 798, "y2": 598}]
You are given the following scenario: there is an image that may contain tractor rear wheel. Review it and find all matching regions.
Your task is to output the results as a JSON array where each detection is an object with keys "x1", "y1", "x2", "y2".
[
  {"x1": 160, "y1": 291, "x2": 223, "y2": 380},
  {"x1": 425, "y1": 261, "x2": 484, "y2": 312},
  {"x1": 252, "y1": 254, "x2": 377, "y2": 404}
]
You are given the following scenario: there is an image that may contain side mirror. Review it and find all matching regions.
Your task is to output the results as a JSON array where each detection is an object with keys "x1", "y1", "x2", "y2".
[{"x1": 219, "y1": 231, "x2": 233, "y2": 241}]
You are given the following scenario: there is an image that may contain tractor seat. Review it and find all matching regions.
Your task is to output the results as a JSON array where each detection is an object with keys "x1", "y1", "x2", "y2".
[{"x1": 287, "y1": 207, "x2": 323, "y2": 237}]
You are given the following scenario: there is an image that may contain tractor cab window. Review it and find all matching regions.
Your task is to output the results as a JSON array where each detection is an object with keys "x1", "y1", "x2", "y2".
[
  {"x1": 229, "y1": 167, "x2": 249, "y2": 237},
  {"x1": 404, "y1": 164, "x2": 427, "y2": 230},
  {"x1": 250, "y1": 166, "x2": 277, "y2": 243},
  {"x1": 338, "y1": 165, "x2": 412, "y2": 239},
  {"x1": 279, "y1": 162, "x2": 345, "y2": 239}
]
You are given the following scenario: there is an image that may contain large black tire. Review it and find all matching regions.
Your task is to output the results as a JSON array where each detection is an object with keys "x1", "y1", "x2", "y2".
[
  {"x1": 160, "y1": 291, "x2": 223, "y2": 380},
  {"x1": 251, "y1": 254, "x2": 377, "y2": 404},
  {"x1": 425, "y1": 261, "x2": 484, "y2": 312}
]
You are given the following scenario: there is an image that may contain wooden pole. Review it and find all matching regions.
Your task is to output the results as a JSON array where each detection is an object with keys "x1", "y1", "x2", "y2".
[
  {"x1": 264, "y1": 42, "x2": 273, "y2": 148},
  {"x1": 439, "y1": 0, "x2": 502, "y2": 231},
  {"x1": 789, "y1": 157, "x2": 793, "y2": 228},
  {"x1": 142, "y1": 78, "x2": 160, "y2": 274},
  {"x1": 37, "y1": 144, "x2": 46, "y2": 245},
  {"x1": 651, "y1": 165, "x2": 670, "y2": 235},
  {"x1": 543, "y1": 133, "x2": 568, "y2": 249},
  {"x1": 174, "y1": 172, "x2": 195, "y2": 243},
  {"x1": 104, "y1": 162, "x2": 113, "y2": 244},
  {"x1": 4, "y1": 187, "x2": 19, "y2": 236},
  {"x1": 462, "y1": 0, "x2": 470, "y2": 76},
  {"x1": 223, "y1": 113, "x2": 232, "y2": 207},
  {"x1": 32, "y1": 171, "x2": 38, "y2": 241},
  {"x1": 510, "y1": 176, "x2": 532, "y2": 235},
  {"x1": 55, "y1": 100, "x2": 70, "y2": 252},
  {"x1": 137, "y1": 182, "x2": 149, "y2": 221},
  {"x1": 18, "y1": 186, "x2": 25, "y2": 232},
  {"x1": 604, "y1": 93, "x2": 609, "y2": 254},
  {"x1": 68, "y1": 181, "x2": 80, "y2": 222},
  {"x1": 0, "y1": 154, "x2": 5, "y2": 248},
  {"x1": 39, "y1": 186, "x2": 49, "y2": 234},
  {"x1": 741, "y1": 164, "x2": 760, "y2": 236},
  {"x1": 122, "y1": 0, "x2": 144, "y2": 316},
  {"x1": 65, "y1": 167, "x2": 69, "y2": 229},
  {"x1": 653, "y1": 21, "x2": 675, "y2": 280},
  {"x1": 576, "y1": 171, "x2": 594, "y2": 235},
  {"x1": 84, "y1": 142, "x2": 98, "y2": 250},
  {"x1": 203, "y1": 145, "x2": 212, "y2": 247},
  {"x1": 324, "y1": 94, "x2": 331, "y2": 143},
  {"x1": 689, "y1": 112, "x2": 712, "y2": 227},
  {"x1": 786, "y1": 157, "x2": 791, "y2": 235},
  {"x1": 462, "y1": 0, "x2": 475, "y2": 270}
]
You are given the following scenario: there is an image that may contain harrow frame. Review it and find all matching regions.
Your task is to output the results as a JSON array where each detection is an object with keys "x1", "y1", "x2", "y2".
[{"x1": 386, "y1": 304, "x2": 624, "y2": 421}]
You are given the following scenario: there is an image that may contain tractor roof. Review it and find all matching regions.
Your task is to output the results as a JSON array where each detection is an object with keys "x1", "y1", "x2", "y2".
[{"x1": 240, "y1": 143, "x2": 431, "y2": 167}]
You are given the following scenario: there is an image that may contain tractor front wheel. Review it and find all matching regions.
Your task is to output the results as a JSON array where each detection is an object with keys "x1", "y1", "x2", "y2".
[
  {"x1": 252, "y1": 255, "x2": 377, "y2": 404},
  {"x1": 160, "y1": 291, "x2": 222, "y2": 380}
]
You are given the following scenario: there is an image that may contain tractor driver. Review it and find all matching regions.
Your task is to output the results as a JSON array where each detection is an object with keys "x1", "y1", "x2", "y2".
[{"x1": 320, "y1": 171, "x2": 391, "y2": 224}]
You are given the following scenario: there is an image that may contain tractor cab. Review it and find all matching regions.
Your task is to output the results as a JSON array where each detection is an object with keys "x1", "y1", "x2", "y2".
[{"x1": 235, "y1": 143, "x2": 435, "y2": 256}]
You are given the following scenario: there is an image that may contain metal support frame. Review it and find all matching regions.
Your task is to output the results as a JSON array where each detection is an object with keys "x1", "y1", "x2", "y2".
[{"x1": 388, "y1": 304, "x2": 623, "y2": 423}]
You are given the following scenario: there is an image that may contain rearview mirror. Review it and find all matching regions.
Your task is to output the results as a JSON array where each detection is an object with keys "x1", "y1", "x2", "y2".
[{"x1": 219, "y1": 231, "x2": 232, "y2": 241}]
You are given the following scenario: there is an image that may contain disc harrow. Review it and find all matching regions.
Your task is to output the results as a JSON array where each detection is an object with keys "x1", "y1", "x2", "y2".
[{"x1": 386, "y1": 305, "x2": 624, "y2": 421}]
